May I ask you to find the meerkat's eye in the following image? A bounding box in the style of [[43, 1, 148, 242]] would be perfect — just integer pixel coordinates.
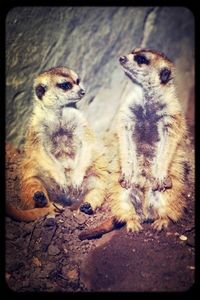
[[76, 78, 80, 85], [134, 54, 150, 65], [57, 82, 73, 90], [160, 68, 171, 84]]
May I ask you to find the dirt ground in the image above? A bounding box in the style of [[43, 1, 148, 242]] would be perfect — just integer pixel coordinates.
[[5, 129, 195, 293]]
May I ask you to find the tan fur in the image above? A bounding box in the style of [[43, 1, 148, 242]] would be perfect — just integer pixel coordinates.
[[7, 67, 107, 222], [105, 48, 188, 232]]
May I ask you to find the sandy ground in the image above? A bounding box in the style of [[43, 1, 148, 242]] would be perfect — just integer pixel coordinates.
[[5, 130, 195, 292]]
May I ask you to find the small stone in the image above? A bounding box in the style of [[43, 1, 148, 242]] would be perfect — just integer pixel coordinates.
[[64, 220, 73, 228], [63, 208, 72, 218], [63, 233, 70, 241], [46, 214, 56, 219], [179, 235, 188, 241], [166, 232, 173, 236], [44, 262, 57, 273], [5, 272, 11, 281], [67, 267, 79, 285], [23, 222, 34, 232], [32, 256, 42, 267], [22, 279, 30, 288], [48, 245, 61, 256], [63, 247, 69, 255], [6, 232, 16, 240], [75, 213, 87, 225]]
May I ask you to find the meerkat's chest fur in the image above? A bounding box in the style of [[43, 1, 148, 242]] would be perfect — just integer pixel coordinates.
[[34, 106, 83, 167], [44, 117, 80, 161], [129, 99, 166, 159]]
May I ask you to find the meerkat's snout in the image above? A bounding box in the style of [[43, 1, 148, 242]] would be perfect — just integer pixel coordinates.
[[119, 56, 128, 65], [78, 88, 85, 98]]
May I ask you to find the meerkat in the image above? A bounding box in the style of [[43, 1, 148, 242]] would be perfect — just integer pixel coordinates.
[[103, 48, 188, 232], [6, 66, 108, 222]]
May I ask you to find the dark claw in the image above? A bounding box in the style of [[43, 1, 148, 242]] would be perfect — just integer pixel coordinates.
[[33, 191, 48, 207], [152, 181, 159, 191], [152, 176, 172, 192], [119, 177, 131, 189], [163, 177, 172, 189], [80, 202, 93, 215]]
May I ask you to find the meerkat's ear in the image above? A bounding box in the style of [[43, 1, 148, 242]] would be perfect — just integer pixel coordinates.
[[160, 68, 171, 84], [35, 84, 46, 100]]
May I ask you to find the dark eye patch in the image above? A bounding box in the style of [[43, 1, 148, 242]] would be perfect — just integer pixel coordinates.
[[160, 68, 171, 84], [76, 78, 80, 85], [134, 54, 150, 65], [35, 84, 46, 100], [57, 81, 73, 90]]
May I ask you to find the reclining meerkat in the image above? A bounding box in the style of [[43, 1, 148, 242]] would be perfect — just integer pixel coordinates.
[[6, 67, 108, 222], [105, 48, 188, 232]]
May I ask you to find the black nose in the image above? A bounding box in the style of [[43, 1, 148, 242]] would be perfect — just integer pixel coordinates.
[[119, 56, 128, 64], [78, 89, 85, 97]]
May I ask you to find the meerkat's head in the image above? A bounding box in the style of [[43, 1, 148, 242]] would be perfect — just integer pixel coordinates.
[[119, 48, 174, 88], [33, 67, 85, 108]]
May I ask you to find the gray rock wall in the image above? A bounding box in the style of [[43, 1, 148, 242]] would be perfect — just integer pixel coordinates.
[[6, 7, 194, 147]]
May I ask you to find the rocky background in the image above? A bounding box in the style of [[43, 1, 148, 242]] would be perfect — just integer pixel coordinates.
[[6, 6, 194, 147]]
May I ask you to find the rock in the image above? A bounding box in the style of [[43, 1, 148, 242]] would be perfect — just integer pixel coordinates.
[[48, 245, 61, 256], [6, 7, 194, 147]]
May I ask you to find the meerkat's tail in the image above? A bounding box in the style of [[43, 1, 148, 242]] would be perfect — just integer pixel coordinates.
[[6, 202, 55, 222], [78, 217, 125, 240]]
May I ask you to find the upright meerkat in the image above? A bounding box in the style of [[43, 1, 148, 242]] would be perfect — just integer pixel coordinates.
[[105, 48, 188, 232], [7, 67, 107, 222]]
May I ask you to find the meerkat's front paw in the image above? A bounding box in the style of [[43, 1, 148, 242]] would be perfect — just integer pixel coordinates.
[[71, 172, 84, 196], [80, 202, 94, 215], [119, 173, 132, 189], [71, 171, 84, 188], [126, 219, 143, 232], [152, 176, 172, 192], [151, 218, 169, 231]]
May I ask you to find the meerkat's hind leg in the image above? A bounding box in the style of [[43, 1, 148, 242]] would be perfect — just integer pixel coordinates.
[[20, 177, 50, 209], [80, 158, 108, 215], [80, 181, 105, 215], [110, 183, 143, 233], [147, 186, 184, 231], [151, 217, 170, 231]]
